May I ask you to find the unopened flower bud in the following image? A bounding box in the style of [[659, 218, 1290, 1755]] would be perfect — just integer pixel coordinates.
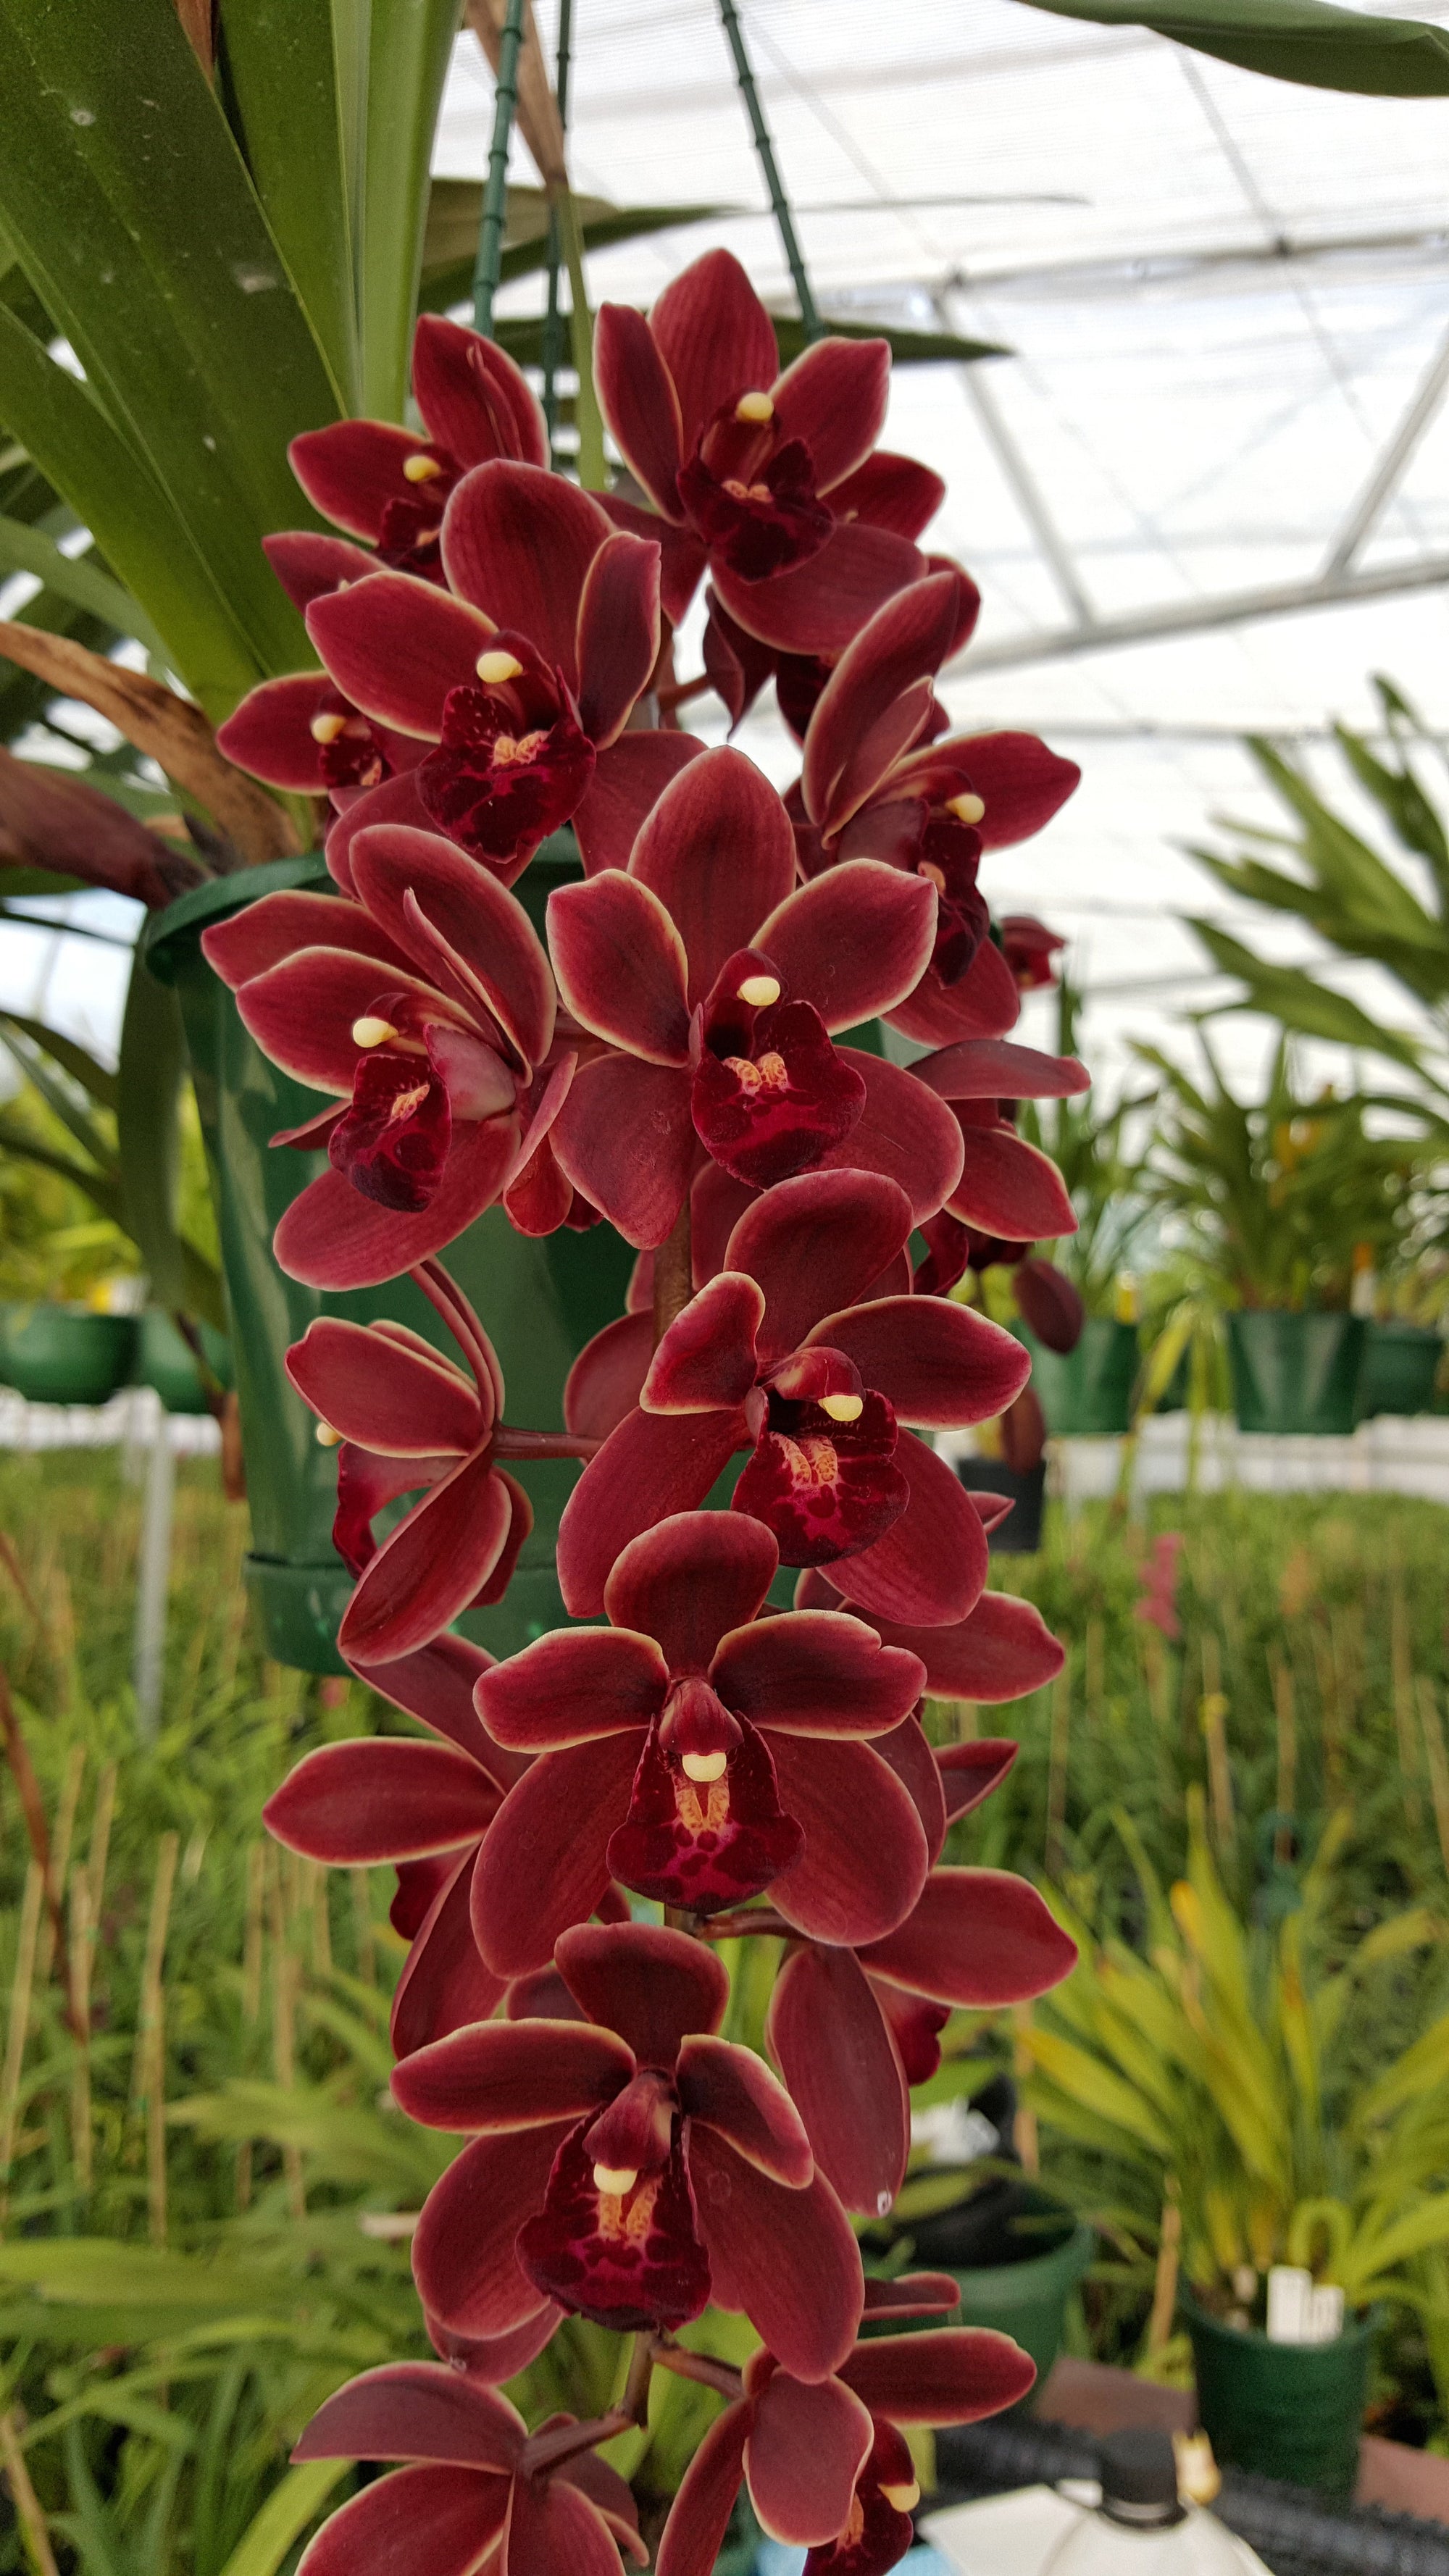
[[402, 452, 445, 483], [351, 1016, 398, 1049], [947, 791, 985, 824], [477, 649, 525, 685], [735, 390, 774, 424], [738, 972, 781, 1008]]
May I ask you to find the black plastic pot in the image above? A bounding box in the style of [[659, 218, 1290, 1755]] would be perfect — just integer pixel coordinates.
[[957, 1457, 1045, 1553]]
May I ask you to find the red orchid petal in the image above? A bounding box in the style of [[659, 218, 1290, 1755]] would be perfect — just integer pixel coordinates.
[[308, 572, 493, 735], [556, 1920, 729, 2060], [922, 1594, 1064, 1702], [965, 1488, 1016, 1534], [691, 2130, 863, 2382], [656, 2401, 751, 2576], [339, 1451, 513, 1664], [864, 2272, 961, 2318], [548, 1055, 695, 1248], [556, 2449, 644, 2550], [201, 888, 415, 992], [829, 450, 945, 540], [629, 745, 797, 1006], [768, 1734, 928, 1945], [753, 861, 937, 1032], [767, 1943, 908, 2219], [690, 1162, 758, 1288], [547, 873, 691, 1063], [877, 1712, 948, 1862], [938, 1738, 1022, 1820], [272, 1119, 518, 1290], [475, 1628, 668, 1751], [771, 335, 890, 494], [605, 1509, 777, 1673], [710, 1610, 922, 1737], [556, 1408, 748, 1618], [948, 1121, 1077, 1239], [325, 766, 433, 895], [811, 1051, 964, 1223], [594, 303, 688, 517], [642, 1274, 764, 1413], [504, 1123, 574, 1235], [425, 2301, 562, 2380], [747, 2370, 875, 2547], [802, 572, 964, 829], [215, 673, 355, 793], [262, 530, 380, 611], [913, 1037, 1090, 1101], [264, 1740, 498, 1865], [712, 522, 924, 659], [293, 2463, 507, 2576], [504, 2471, 625, 2576], [839, 2325, 1037, 2422], [287, 1315, 483, 1454], [412, 315, 548, 469], [888, 934, 1021, 1045], [809, 1295, 1030, 1428], [290, 419, 440, 543], [575, 532, 663, 748], [1013, 1255, 1085, 1354], [441, 461, 611, 687], [352, 1630, 510, 1770], [652, 250, 780, 451], [564, 1312, 653, 1441], [575, 729, 706, 874], [859, 1865, 1077, 2005], [392, 1852, 509, 2058], [676, 2035, 812, 2185], [888, 729, 1080, 852], [472, 1467, 532, 1610], [470, 1733, 646, 1976], [348, 823, 555, 1067], [724, 1170, 912, 1364], [412, 2125, 573, 2337], [293, 2359, 525, 2467], [830, 1431, 987, 1626], [392, 2016, 635, 2132]]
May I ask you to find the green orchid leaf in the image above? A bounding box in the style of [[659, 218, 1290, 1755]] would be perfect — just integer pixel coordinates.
[[1013, 0, 1449, 94], [0, 511, 168, 660], [356, 0, 461, 417], [1188, 920, 1429, 1072], [215, 2461, 354, 2576], [218, 0, 359, 408]]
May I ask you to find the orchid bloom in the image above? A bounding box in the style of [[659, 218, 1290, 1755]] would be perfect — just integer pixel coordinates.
[[594, 249, 945, 651], [1001, 912, 1069, 989], [906, 1036, 1088, 1249], [468, 1510, 928, 1977], [203, 825, 571, 1284], [557, 1168, 1030, 1626], [300, 461, 701, 879], [290, 2364, 646, 2576], [394, 1920, 865, 2383], [656, 2317, 1036, 2576], [288, 315, 550, 580], [790, 576, 1080, 1045], [544, 745, 961, 1245]]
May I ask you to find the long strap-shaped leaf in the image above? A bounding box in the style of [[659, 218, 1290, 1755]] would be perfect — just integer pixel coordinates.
[[1012, 0, 1449, 93]]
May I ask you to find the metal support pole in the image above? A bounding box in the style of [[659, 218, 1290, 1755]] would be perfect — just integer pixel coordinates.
[[132, 1395, 173, 1744], [542, 0, 574, 464], [472, 0, 527, 338], [715, 0, 821, 343], [1321, 323, 1449, 578]]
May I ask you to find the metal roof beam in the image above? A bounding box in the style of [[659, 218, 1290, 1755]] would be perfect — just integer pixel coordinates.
[[1321, 324, 1449, 578], [936, 292, 1095, 629]]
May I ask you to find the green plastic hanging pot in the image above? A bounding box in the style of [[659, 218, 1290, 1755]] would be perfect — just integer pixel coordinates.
[[141, 836, 632, 1674], [132, 1310, 234, 1415], [1184, 2293, 1374, 2501], [1227, 1310, 1366, 1436], [1021, 1318, 1138, 1436], [0, 1306, 136, 1405], [901, 2179, 1095, 2414], [1358, 1321, 1441, 1418]]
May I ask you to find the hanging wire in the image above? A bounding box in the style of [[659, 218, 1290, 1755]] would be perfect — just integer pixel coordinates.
[[542, 0, 575, 464], [472, 0, 527, 338], [715, 0, 822, 343]]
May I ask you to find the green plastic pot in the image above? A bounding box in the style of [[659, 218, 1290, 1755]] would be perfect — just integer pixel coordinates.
[[1184, 2293, 1374, 2501], [1227, 1309, 1367, 1437], [141, 837, 632, 1674], [0, 1306, 136, 1405], [903, 2179, 1095, 2412], [133, 1311, 233, 1415], [1021, 1318, 1138, 1437], [1358, 1321, 1442, 1418]]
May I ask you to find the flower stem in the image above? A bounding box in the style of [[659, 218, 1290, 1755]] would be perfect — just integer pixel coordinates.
[[624, 2328, 656, 2424], [650, 2335, 744, 2400], [519, 2409, 633, 2476], [491, 1426, 601, 1460], [694, 1907, 791, 1941], [653, 1200, 693, 1347]]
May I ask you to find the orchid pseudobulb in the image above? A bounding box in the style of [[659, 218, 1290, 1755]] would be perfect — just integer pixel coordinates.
[[220, 262, 1086, 2576]]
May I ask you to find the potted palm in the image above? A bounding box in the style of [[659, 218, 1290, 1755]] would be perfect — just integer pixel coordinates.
[[1023, 1798, 1449, 2499]]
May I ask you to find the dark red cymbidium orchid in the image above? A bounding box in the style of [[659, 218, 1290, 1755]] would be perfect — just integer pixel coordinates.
[[394, 1920, 865, 2380], [656, 2323, 1036, 2576], [264, 1631, 525, 2056], [544, 746, 957, 1245], [289, 314, 548, 580], [558, 1169, 1030, 1626], [788, 577, 1080, 1043], [289, 2364, 646, 2576], [906, 1036, 1089, 1248], [795, 1566, 1065, 1708], [469, 1510, 927, 1975], [215, 666, 427, 802], [593, 249, 943, 651], [203, 824, 572, 1284], [297, 461, 701, 879], [1001, 913, 1068, 990]]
